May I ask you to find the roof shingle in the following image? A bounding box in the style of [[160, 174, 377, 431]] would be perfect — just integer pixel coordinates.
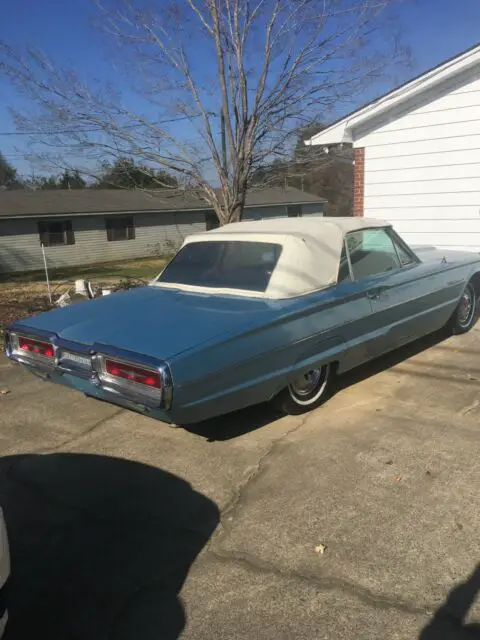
[[0, 186, 326, 219]]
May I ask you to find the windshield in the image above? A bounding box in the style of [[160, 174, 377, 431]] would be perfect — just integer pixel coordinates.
[[157, 240, 283, 293]]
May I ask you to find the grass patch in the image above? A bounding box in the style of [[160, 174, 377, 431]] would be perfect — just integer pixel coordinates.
[[0, 256, 168, 284], [0, 256, 168, 332]]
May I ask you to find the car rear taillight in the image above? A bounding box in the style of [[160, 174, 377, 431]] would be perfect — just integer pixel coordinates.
[[105, 359, 161, 389], [93, 354, 172, 409], [18, 336, 54, 358]]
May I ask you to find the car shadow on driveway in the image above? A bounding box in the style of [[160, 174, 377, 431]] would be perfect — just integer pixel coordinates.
[[184, 403, 284, 442], [186, 329, 450, 442], [335, 327, 451, 394], [419, 565, 480, 639], [0, 453, 219, 640]]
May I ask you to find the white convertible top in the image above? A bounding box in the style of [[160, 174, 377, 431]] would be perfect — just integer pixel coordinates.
[[172, 216, 389, 299]]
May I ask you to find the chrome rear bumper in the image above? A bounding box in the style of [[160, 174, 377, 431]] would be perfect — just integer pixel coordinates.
[[4, 330, 173, 411]]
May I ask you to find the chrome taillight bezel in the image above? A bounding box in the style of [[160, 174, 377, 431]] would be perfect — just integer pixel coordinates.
[[92, 353, 173, 410], [4, 331, 56, 371]]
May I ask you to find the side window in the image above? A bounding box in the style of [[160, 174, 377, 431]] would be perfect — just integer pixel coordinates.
[[394, 242, 415, 267], [346, 228, 400, 280], [389, 230, 417, 267], [338, 243, 352, 283]]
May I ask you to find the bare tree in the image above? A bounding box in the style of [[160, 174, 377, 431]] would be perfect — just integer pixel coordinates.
[[0, 0, 409, 224]]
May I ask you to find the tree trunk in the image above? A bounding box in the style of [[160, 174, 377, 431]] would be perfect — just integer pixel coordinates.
[[221, 200, 244, 225]]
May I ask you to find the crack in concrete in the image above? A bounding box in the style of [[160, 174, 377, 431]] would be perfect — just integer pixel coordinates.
[[209, 547, 434, 618], [31, 408, 125, 454], [460, 399, 480, 416], [213, 413, 311, 543], [206, 407, 440, 621]]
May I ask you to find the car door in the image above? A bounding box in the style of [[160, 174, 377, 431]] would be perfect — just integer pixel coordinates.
[[343, 227, 430, 359], [376, 230, 452, 344]]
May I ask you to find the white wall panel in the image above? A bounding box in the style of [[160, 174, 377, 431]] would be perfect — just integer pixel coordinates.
[[364, 120, 480, 146], [367, 149, 480, 171], [366, 134, 480, 159], [374, 208, 480, 221], [366, 177, 480, 197], [365, 163, 480, 183], [365, 192, 480, 209]]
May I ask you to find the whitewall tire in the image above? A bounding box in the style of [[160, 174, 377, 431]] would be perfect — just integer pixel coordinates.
[[450, 282, 478, 335], [275, 363, 332, 415]]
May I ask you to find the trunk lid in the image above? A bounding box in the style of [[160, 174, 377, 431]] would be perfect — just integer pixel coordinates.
[[13, 286, 277, 360]]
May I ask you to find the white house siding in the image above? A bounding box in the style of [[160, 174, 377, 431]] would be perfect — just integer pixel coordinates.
[[355, 67, 480, 252], [0, 212, 206, 274]]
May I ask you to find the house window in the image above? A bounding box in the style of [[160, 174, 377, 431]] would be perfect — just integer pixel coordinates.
[[38, 220, 75, 247], [287, 205, 302, 217], [205, 212, 219, 231], [105, 216, 135, 241]]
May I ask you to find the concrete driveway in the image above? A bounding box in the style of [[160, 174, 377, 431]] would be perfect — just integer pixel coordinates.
[[1, 326, 480, 639]]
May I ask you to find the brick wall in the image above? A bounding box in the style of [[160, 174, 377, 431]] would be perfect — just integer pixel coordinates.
[[353, 147, 365, 217]]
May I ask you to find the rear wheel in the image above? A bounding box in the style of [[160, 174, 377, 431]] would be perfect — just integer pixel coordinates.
[[274, 363, 332, 415], [449, 281, 477, 334]]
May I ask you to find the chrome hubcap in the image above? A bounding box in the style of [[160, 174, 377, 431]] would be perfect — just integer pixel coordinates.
[[290, 369, 323, 397], [458, 287, 474, 326]]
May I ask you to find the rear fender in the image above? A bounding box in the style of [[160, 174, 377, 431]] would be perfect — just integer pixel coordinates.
[[286, 334, 346, 384], [469, 269, 480, 299]]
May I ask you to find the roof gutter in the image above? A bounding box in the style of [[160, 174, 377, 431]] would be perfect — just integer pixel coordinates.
[[0, 199, 326, 221]]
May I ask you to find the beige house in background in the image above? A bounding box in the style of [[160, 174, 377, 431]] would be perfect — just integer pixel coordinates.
[[0, 187, 326, 273]]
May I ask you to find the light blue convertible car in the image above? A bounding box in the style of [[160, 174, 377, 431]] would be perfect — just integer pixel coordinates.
[[5, 217, 480, 424]]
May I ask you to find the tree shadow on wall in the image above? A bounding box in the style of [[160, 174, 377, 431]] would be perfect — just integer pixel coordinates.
[[0, 453, 219, 639]]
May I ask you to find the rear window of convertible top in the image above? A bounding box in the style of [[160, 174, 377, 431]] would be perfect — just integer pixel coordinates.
[[158, 240, 283, 293]]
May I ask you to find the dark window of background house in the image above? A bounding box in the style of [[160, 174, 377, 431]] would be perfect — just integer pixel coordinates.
[[287, 205, 302, 217], [105, 216, 135, 241], [38, 220, 75, 247], [205, 212, 220, 231]]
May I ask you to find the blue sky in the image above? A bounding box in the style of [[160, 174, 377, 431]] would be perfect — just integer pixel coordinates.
[[0, 0, 479, 177]]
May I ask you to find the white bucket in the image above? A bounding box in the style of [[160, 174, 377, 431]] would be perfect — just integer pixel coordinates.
[[75, 279, 87, 295]]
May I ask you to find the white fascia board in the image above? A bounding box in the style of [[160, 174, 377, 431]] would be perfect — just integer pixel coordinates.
[[305, 121, 352, 146], [306, 44, 480, 147]]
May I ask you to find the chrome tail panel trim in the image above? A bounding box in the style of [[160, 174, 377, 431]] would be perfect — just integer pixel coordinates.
[[4, 329, 173, 411]]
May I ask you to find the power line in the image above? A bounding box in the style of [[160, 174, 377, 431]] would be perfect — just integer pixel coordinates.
[[0, 114, 207, 137]]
